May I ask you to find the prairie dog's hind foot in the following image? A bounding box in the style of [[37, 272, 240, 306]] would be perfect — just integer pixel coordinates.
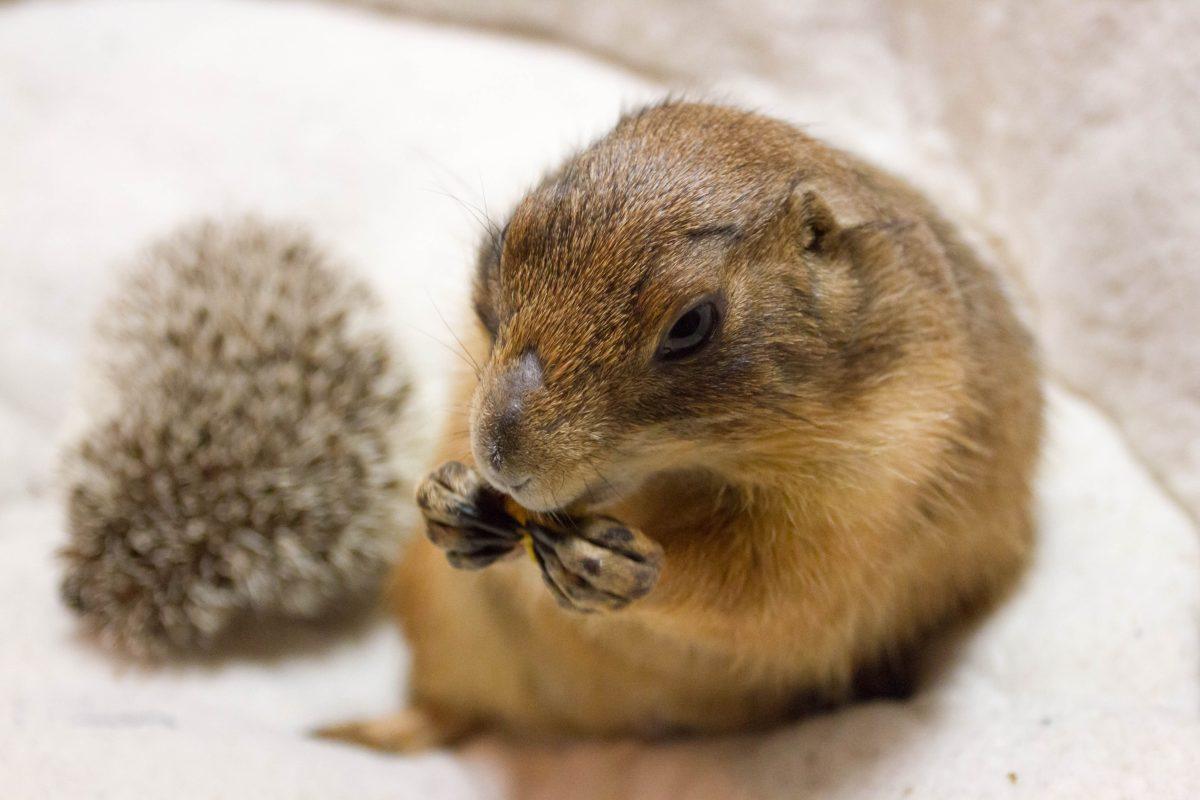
[[313, 706, 476, 753]]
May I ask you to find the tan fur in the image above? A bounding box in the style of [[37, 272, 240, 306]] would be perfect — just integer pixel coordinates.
[[331, 102, 1042, 748]]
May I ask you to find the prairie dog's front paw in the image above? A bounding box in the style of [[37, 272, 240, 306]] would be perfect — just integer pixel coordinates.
[[530, 517, 663, 613], [415, 461, 664, 607], [416, 461, 521, 569]]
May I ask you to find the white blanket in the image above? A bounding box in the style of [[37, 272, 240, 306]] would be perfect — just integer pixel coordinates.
[[1, 2, 1197, 797]]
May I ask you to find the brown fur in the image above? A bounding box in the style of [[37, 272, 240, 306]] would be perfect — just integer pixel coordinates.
[[324, 102, 1042, 748]]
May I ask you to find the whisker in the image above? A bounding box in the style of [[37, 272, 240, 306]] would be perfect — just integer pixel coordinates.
[[548, 475, 571, 525], [583, 453, 618, 499], [393, 319, 480, 380], [419, 185, 500, 249], [422, 289, 482, 380], [476, 176, 505, 268]]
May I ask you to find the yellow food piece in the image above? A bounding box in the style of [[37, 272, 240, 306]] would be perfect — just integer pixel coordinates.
[[502, 497, 538, 563], [503, 497, 528, 526]]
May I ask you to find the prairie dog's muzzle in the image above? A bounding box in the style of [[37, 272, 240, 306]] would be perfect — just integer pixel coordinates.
[[472, 348, 544, 495]]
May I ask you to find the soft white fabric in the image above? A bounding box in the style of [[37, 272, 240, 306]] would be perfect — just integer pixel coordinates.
[[0, 1, 1196, 798]]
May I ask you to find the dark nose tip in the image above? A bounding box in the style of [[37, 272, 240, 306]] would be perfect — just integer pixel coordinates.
[[485, 348, 543, 482], [489, 406, 522, 471]]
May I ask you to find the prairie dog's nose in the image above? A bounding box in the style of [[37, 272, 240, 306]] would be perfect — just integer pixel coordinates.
[[480, 348, 543, 488]]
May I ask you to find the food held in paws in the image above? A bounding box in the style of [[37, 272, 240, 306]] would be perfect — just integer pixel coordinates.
[[416, 461, 663, 612]]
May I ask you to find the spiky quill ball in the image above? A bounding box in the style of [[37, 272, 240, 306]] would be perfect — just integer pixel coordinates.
[[59, 219, 415, 657]]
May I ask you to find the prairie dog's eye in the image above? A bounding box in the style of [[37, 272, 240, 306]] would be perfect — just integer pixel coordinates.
[[657, 299, 719, 361]]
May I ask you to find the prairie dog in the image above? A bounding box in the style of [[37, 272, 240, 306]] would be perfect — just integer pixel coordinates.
[[323, 101, 1042, 749]]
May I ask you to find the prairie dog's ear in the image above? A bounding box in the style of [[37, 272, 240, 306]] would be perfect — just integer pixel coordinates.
[[783, 189, 841, 255]]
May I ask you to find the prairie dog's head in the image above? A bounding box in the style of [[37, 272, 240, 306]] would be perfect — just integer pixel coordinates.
[[469, 102, 958, 511]]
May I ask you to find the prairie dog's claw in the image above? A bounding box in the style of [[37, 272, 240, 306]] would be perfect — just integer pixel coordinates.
[[416, 462, 521, 570], [417, 462, 494, 527]]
